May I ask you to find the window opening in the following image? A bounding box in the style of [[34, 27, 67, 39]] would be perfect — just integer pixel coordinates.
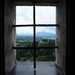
[[13, 5, 58, 69]]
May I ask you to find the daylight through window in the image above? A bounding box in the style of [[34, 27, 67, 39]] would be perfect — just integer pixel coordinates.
[[13, 6, 58, 67]]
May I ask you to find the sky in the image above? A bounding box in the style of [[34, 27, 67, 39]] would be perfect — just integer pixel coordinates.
[[16, 6, 56, 34]]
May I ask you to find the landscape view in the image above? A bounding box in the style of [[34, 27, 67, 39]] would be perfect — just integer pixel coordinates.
[[16, 31, 56, 61], [16, 6, 56, 61]]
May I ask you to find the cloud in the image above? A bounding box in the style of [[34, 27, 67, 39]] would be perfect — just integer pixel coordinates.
[[36, 27, 56, 34], [16, 15, 33, 24], [16, 6, 33, 25], [16, 6, 56, 34], [16, 27, 56, 34], [16, 27, 33, 34], [35, 6, 56, 24]]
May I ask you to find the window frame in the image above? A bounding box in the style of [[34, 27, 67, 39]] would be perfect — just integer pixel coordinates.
[[13, 4, 58, 68]]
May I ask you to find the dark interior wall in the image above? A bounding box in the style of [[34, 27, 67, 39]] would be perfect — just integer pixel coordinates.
[[56, 0, 66, 74], [0, 0, 70, 75], [15, 0, 59, 2], [4, 0, 16, 74], [67, 1, 72, 74], [15, 0, 59, 6], [0, 0, 5, 75]]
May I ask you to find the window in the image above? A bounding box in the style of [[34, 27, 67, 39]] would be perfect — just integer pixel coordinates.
[[16, 6, 33, 25], [35, 6, 56, 24], [13, 5, 58, 68]]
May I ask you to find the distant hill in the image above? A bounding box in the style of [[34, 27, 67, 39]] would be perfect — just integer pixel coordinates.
[[16, 31, 56, 39], [36, 31, 56, 37]]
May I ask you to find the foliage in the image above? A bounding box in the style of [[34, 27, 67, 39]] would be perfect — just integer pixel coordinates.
[[16, 38, 56, 61]]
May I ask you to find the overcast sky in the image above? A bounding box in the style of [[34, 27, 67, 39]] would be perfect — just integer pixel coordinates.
[[16, 6, 56, 34]]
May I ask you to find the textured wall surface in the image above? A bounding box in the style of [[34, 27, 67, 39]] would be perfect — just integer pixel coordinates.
[[56, 0, 66, 74], [4, 0, 67, 74], [4, 0, 16, 74]]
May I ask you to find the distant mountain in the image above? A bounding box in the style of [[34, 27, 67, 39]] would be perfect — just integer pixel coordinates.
[[16, 33, 33, 36], [36, 31, 56, 37], [16, 33, 33, 39], [16, 31, 56, 39]]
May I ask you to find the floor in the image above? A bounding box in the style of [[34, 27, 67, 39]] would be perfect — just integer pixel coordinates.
[[9, 61, 62, 75]]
